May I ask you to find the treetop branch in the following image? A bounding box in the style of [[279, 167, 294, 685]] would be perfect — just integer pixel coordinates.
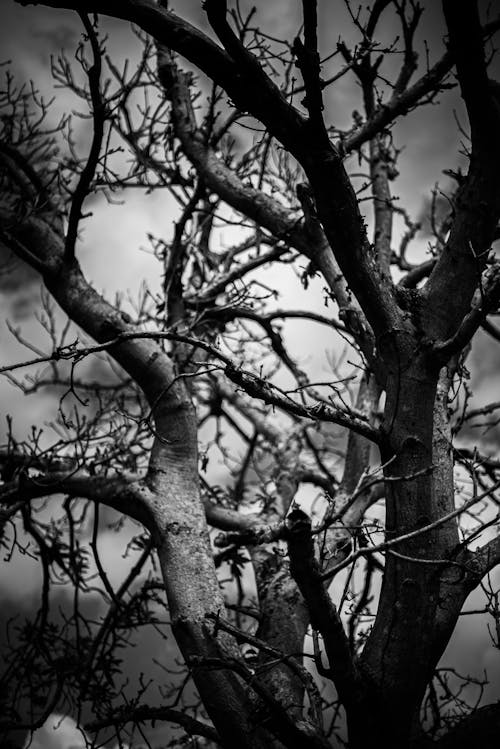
[[17, 0, 397, 340], [64, 12, 105, 261], [293, 0, 327, 135], [203, 0, 306, 144]]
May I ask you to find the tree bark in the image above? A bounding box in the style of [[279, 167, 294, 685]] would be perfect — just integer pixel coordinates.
[[356, 350, 468, 745]]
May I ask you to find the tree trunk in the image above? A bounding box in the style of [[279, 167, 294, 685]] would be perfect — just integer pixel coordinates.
[[356, 352, 463, 746], [43, 259, 277, 748], [145, 395, 278, 748]]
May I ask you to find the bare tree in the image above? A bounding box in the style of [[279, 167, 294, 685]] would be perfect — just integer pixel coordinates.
[[1, 1, 500, 747]]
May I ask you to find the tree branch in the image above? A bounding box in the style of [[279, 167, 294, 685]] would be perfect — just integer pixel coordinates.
[[18, 0, 398, 342], [470, 535, 500, 579], [443, 0, 499, 155], [422, 2, 500, 344], [186, 653, 330, 749], [322, 477, 500, 581], [293, 1, 326, 133], [156, 47, 304, 250], [432, 262, 500, 360], [286, 509, 364, 709], [87, 704, 220, 742], [341, 11, 500, 155], [0, 470, 154, 528], [0, 329, 380, 442], [64, 13, 105, 261], [156, 46, 378, 371], [203, 0, 306, 145], [341, 50, 453, 154]]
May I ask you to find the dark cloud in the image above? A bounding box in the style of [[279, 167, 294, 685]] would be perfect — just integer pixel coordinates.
[[2, 3, 79, 72], [32, 23, 79, 52], [0, 246, 42, 320], [0, 247, 39, 292], [2, 1, 138, 77]]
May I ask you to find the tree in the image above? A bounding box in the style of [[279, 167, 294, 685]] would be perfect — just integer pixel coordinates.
[[1, 0, 500, 746]]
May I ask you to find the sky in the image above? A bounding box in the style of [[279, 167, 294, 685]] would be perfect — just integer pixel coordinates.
[[1, 1, 500, 747]]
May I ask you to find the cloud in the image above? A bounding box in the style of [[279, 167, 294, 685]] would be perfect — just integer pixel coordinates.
[[26, 715, 88, 749], [2, 4, 80, 76], [457, 329, 500, 449], [0, 246, 41, 321], [32, 24, 79, 53]]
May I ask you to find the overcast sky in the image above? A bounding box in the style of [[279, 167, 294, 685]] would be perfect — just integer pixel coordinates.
[[1, 2, 500, 747]]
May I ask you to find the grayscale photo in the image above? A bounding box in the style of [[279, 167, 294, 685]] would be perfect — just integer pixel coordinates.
[[0, 1, 499, 747]]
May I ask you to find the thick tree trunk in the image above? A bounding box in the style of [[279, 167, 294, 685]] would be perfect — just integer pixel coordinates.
[[41, 258, 278, 748], [356, 355, 463, 746], [148, 420, 259, 747]]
